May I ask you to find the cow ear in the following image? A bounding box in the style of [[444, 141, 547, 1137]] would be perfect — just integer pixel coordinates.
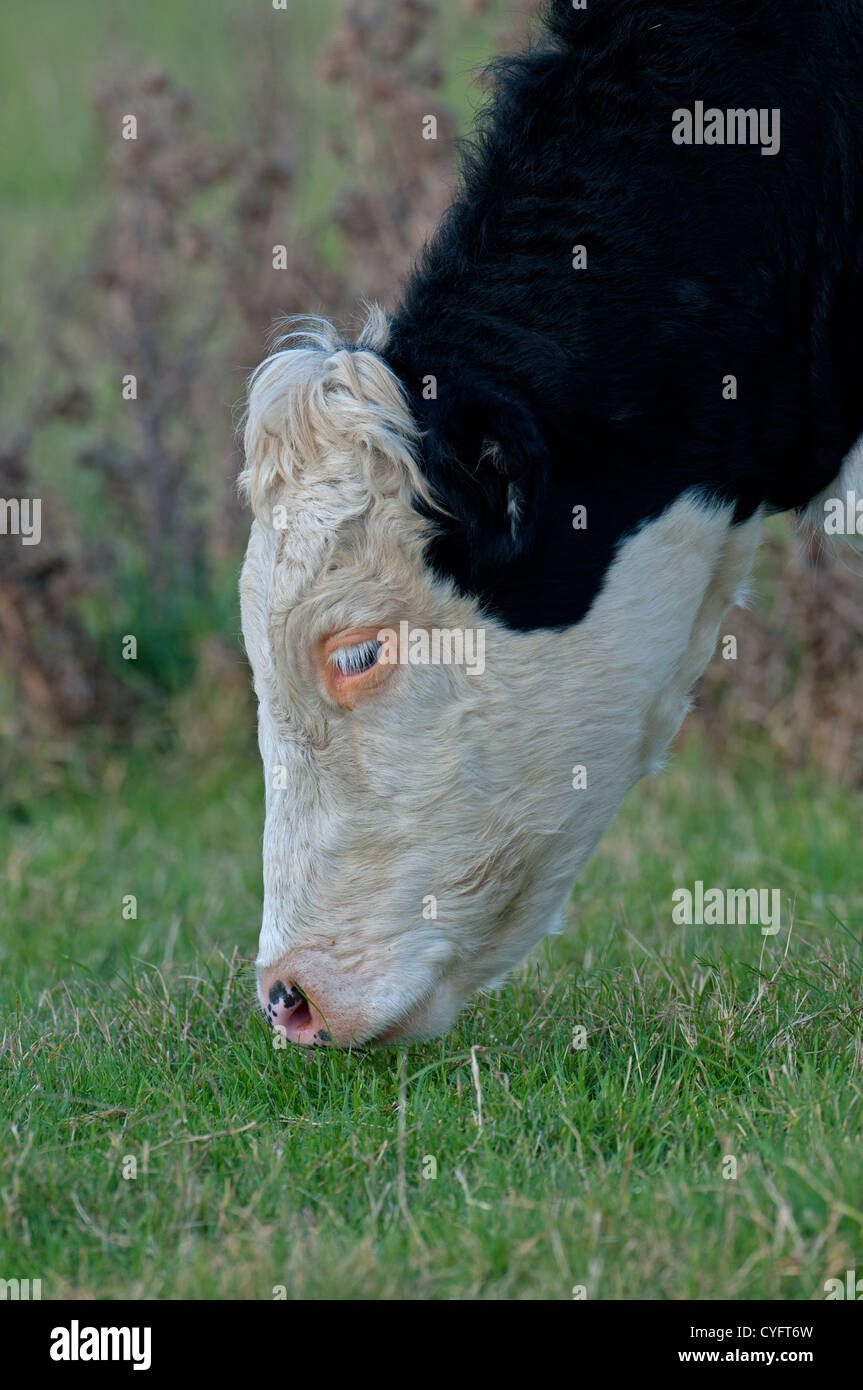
[[417, 374, 548, 576]]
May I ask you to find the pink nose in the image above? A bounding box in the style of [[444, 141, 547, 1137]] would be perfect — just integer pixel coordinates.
[[261, 978, 330, 1046]]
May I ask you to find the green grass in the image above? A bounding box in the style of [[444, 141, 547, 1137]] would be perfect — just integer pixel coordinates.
[[1, 0, 861, 1303], [2, 724, 861, 1299]]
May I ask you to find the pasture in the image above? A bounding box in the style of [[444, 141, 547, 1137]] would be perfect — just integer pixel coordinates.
[[1, 0, 861, 1302], [2, 725, 861, 1298]]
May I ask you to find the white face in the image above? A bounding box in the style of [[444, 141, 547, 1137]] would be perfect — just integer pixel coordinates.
[[239, 330, 761, 1046], [241, 514, 579, 1044]]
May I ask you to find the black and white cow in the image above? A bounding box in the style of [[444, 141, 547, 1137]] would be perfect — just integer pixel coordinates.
[[240, 0, 863, 1045]]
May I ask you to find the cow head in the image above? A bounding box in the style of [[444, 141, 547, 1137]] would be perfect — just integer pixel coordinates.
[[239, 311, 761, 1045]]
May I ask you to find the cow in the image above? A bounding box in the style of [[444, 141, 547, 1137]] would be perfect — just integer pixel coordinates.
[[239, 0, 863, 1046]]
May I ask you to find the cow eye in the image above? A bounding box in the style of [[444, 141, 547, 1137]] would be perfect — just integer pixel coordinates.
[[318, 629, 395, 708], [329, 638, 382, 678]]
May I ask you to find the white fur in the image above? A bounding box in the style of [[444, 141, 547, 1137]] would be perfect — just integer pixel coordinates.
[[240, 316, 763, 1043]]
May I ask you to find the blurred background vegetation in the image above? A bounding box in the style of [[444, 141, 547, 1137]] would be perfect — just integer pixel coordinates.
[[1, 0, 861, 791], [0, 0, 859, 867], [0, 0, 526, 761]]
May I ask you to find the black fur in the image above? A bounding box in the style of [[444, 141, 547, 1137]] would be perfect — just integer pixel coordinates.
[[384, 0, 863, 629]]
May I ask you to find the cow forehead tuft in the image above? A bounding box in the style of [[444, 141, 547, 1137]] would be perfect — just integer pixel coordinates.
[[238, 313, 435, 534]]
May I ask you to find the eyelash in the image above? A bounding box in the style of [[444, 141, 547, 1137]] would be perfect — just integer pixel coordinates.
[[329, 638, 382, 677]]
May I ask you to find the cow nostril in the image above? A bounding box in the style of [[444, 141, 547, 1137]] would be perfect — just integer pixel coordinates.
[[259, 974, 329, 1046], [288, 998, 312, 1032], [264, 978, 313, 1034], [269, 979, 302, 1009]]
